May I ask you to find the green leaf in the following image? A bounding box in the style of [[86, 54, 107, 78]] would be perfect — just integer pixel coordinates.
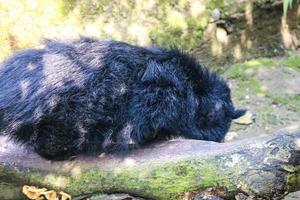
[[283, 0, 294, 16]]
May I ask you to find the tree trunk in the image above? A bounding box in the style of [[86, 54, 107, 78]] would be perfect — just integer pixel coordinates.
[[0, 126, 300, 200]]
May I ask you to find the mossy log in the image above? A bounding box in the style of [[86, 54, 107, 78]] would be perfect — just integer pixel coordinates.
[[1, 126, 300, 200]]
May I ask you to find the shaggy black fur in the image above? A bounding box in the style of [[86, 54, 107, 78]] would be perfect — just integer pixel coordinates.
[[0, 37, 245, 160]]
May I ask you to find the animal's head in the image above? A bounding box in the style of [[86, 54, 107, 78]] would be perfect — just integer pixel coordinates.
[[195, 76, 246, 132], [169, 50, 246, 141], [140, 48, 245, 142]]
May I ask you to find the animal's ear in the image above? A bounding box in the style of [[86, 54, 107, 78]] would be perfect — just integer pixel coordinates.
[[232, 109, 247, 119], [141, 60, 175, 87]]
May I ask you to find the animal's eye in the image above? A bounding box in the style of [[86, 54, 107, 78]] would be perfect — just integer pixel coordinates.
[[207, 112, 216, 122]]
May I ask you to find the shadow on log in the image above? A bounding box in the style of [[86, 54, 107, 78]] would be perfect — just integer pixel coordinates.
[[0, 126, 300, 200]]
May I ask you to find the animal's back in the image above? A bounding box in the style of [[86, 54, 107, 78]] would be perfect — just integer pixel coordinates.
[[0, 49, 45, 133], [0, 38, 114, 134], [0, 38, 154, 140]]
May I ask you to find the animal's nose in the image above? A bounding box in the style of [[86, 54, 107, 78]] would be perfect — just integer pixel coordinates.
[[207, 112, 215, 122]]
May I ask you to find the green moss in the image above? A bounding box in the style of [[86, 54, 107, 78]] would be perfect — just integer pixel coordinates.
[[287, 166, 300, 192], [267, 95, 300, 112], [207, 0, 225, 9], [223, 64, 245, 79], [243, 58, 276, 68], [224, 54, 300, 80], [62, 159, 239, 199], [0, 183, 24, 200], [223, 57, 277, 79], [145, 161, 218, 196], [280, 54, 300, 70]]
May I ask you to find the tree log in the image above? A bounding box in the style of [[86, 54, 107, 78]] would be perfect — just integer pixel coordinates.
[[0, 126, 300, 200]]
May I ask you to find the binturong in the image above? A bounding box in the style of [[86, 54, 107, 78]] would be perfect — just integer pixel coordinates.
[[0, 37, 246, 160]]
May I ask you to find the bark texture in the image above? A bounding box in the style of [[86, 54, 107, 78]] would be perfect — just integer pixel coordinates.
[[0, 126, 300, 200]]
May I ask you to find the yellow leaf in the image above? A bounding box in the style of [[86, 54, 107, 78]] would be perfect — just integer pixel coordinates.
[[23, 185, 72, 200], [233, 111, 253, 125], [60, 191, 72, 200], [41, 190, 57, 200], [22, 185, 47, 200]]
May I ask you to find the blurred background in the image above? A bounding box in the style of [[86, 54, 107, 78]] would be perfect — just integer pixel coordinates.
[[0, 0, 298, 67], [0, 0, 299, 198]]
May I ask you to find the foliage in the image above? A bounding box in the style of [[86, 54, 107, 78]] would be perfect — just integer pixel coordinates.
[[0, 0, 217, 60], [283, 0, 294, 16], [0, 0, 298, 66]]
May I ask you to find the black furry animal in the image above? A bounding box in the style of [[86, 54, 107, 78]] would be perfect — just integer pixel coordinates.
[[0, 37, 245, 160]]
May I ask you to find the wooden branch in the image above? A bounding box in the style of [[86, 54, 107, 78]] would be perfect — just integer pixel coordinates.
[[1, 126, 300, 200]]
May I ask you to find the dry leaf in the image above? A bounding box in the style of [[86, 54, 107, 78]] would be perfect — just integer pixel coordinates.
[[41, 190, 57, 200], [233, 111, 253, 125], [60, 191, 72, 200], [23, 185, 72, 200], [22, 185, 47, 199]]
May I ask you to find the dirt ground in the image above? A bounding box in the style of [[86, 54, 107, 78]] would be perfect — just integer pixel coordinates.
[[225, 52, 300, 141], [222, 52, 300, 199]]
